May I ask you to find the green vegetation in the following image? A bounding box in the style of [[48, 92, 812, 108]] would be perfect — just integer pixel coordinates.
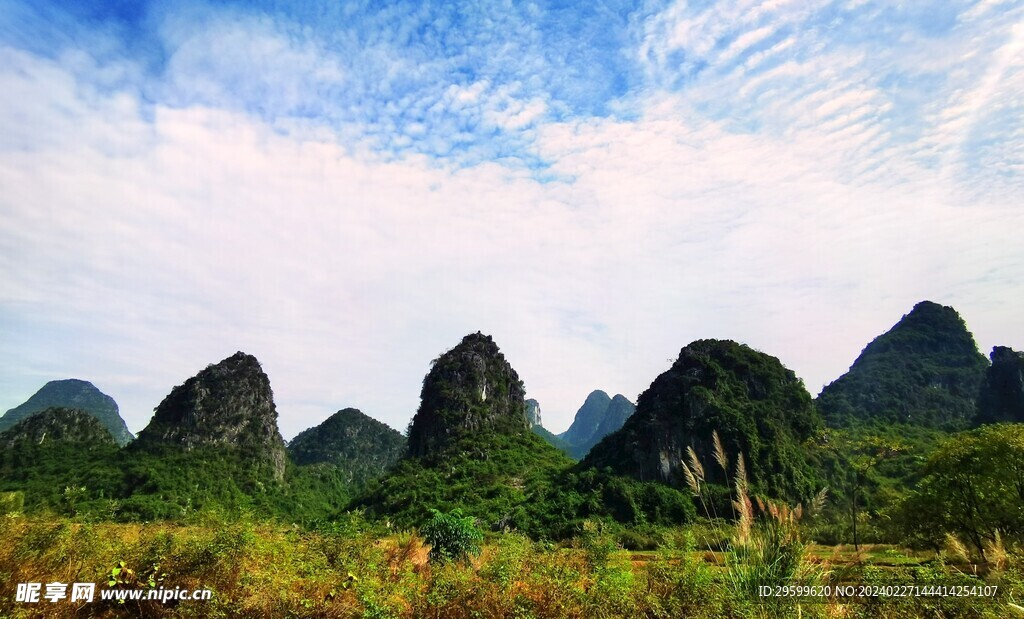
[[354, 430, 574, 533], [0, 379, 134, 445], [531, 424, 574, 456], [354, 428, 697, 540], [586, 339, 823, 504], [420, 509, 484, 563], [0, 410, 121, 515], [817, 301, 989, 429], [1, 513, 1016, 618], [3, 316, 1024, 616], [893, 424, 1024, 554], [288, 408, 405, 486], [976, 346, 1024, 425]]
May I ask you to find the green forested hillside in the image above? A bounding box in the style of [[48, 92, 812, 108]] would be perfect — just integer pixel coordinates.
[[586, 339, 823, 504], [817, 301, 989, 429], [0, 379, 134, 445], [288, 407, 405, 485]]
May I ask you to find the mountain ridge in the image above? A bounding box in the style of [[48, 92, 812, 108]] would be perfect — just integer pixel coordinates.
[[0, 379, 134, 446]]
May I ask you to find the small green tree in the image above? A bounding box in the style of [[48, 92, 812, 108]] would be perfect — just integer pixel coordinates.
[[421, 508, 483, 564], [824, 430, 906, 550], [896, 424, 1024, 555]]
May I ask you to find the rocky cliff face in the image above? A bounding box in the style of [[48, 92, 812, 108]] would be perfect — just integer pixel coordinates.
[[0, 379, 133, 446], [816, 301, 989, 428], [584, 339, 821, 501], [288, 408, 405, 484], [406, 332, 528, 458], [1, 407, 117, 449], [559, 390, 635, 459], [134, 352, 287, 480], [976, 346, 1024, 424], [525, 399, 543, 428]]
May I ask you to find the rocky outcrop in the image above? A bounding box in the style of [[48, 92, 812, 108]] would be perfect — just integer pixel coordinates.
[[1, 407, 117, 449], [406, 333, 528, 458], [584, 339, 821, 501], [0, 379, 133, 445], [134, 352, 287, 480], [355, 333, 574, 530], [976, 346, 1024, 425], [525, 399, 543, 428], [524, 398, 574, 455], [816, 301, 989, 429], [288, 408, 405, 484]]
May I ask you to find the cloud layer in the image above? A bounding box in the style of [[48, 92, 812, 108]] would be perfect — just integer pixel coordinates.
[[1, 0, 1022, 437]]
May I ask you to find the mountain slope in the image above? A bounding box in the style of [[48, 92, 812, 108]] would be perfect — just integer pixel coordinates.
[[288, 408, 405, 485], [584, 339, 822, 502], [0, 379, 133, 446], [0, 407, 117, 449], [976, 346, 1024, 425], [407, 332, 529, 457], [559, 390, 612, 447], [817, 301, 989, 429], [559, 390, 636, 459], [0, 407, 120, 513], [356, 332, 575, 530], [132, 351, 288, 480]]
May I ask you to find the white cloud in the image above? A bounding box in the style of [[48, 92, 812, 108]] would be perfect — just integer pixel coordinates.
[[1, 0, 1022, 439]]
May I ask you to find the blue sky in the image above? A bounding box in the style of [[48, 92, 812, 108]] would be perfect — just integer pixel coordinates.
[[1, 0, 1022, 438]]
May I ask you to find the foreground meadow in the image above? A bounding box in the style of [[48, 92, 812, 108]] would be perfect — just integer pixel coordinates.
[[1, 512, 1019, 619]]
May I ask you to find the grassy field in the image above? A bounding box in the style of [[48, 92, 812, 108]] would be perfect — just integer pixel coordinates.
[[1, 513, 1020, 619]]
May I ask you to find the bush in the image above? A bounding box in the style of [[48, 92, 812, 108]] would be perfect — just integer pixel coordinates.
[[0, 491, 24, 515], [421, 509, 483, 564]]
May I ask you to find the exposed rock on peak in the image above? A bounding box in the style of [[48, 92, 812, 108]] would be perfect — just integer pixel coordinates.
[[0, 379, 133, 446], [585, 339, 821, 501], [525, 399, 543, 428], [976, 346, 1024, 425], [816, 301, 989, 428], [407, 332, 527, 458], [1, 407, 117, 449], [134, 352, 287, 480]]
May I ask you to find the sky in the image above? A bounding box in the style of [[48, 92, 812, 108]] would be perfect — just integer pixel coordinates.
[[0, 0, 1021, 440]]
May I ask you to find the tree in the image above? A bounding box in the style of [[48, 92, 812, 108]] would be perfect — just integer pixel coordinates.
[[821, 429, 906, 550], [895, 424, 1024, 555], [421, 509, 484, 564]]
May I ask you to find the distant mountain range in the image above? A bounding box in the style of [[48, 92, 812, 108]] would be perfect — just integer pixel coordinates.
[[0, 300, 1020, 536], [555, 390, 635, 459]]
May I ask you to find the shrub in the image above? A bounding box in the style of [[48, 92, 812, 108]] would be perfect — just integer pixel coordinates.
[[421, 508, 483, 564], [0, 491, 23, 514]]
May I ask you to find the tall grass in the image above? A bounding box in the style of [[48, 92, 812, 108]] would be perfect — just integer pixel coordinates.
[[683, 431, 827, 615], [0, 489, 1015, 618]]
